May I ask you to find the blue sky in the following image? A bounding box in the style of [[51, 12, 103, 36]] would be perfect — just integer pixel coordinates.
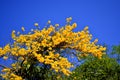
[[0, 0, 120, 73], [0, 0, 120, 46]]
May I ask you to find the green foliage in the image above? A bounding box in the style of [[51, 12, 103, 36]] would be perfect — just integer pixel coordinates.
[[112, 44, 120, 61], [16, 62, 59, 80], [68, 55, 120, 80], [112, 44, 120, 54]]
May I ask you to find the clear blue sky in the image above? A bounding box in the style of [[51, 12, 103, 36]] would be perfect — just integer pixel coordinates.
[[0, 0, 120, 46], [0, 0, 120, 72]]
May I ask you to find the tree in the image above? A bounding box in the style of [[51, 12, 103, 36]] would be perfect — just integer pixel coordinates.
[[0, 17, 106, 80], [69, 54, 120, 80], [111, 44, 120, 62]]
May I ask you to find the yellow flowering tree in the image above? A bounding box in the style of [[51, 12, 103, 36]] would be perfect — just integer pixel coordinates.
[[0, 17, 106, 80]]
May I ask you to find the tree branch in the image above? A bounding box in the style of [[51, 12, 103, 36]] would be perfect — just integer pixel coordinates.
[[0, 64, 8, 68]]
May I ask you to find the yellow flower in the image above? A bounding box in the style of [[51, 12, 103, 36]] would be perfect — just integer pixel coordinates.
[[94, 39, 98, 44], [84, 26, 89, 31], [3, 44, 10, 53], [3, 56, 8, 60], [18, 48, 27, 56], [55, 24, 59, 27], [38, 57, 44, 63], [18, 57, 24, 61], [10, 73, 23, 80], [21, 27, 25, 31], [11, 30, 16, 39], [48, 47, 52, 50], [47, 20, 51, 24], [72, 23, 77, 28], [34, 23, 39, 27], [54, 53, 60, 58], [2, 68, 10, 72], [66, 17, 72, 22]]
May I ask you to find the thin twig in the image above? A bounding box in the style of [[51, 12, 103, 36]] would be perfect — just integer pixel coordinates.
[[0, 64, 7, 68]]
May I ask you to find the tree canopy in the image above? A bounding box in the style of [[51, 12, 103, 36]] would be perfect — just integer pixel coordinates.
[[0, 17, 106, 80]]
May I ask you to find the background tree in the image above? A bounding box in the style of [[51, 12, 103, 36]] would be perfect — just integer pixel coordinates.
[[111, 44, 120, 62], [68, 54, 120, 80]]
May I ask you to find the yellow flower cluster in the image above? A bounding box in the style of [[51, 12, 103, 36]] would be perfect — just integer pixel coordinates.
[[0, 44, 10, 57], [1, 68, 23, 80], [0, 17, 106, 79], [45, 51, 71, 76]]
